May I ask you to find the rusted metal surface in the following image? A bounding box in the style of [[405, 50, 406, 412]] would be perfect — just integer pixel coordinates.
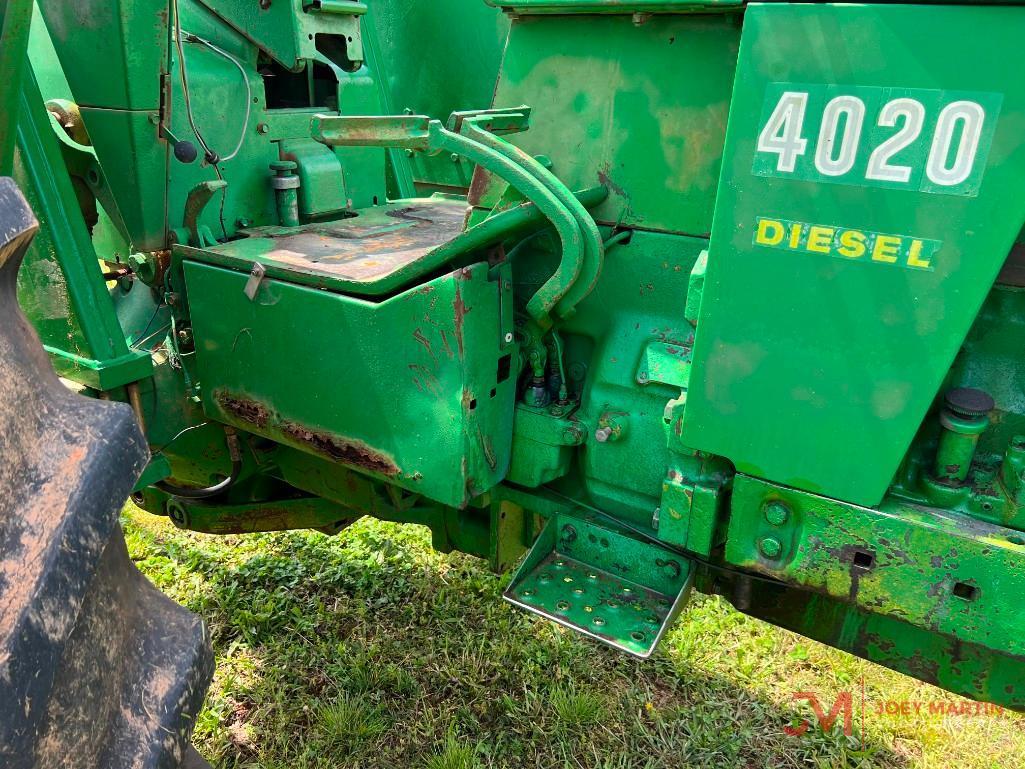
[[282, 422, 400, 476], [217, 391, 271, 428], [225, 200, 466, 284], [215, 389, 400, 477], [150, 493, 358, 535], [0, 178, 212, 768]]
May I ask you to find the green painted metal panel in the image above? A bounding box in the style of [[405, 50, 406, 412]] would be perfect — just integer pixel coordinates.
[[183, 259, 516, 509], [14, 66, 151, 390], [36, 0, 167, 111], [479, 12, 740, 236], [683, 3, 1025, 506], [726, 474, 1025, 707], [488, 0, 741, 11], [0, 0, 32, 174], [367, 0, 508, 192], [197, 0, 364, 71]]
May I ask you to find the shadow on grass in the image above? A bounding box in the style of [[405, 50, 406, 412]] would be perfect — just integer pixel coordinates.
[[126, 512, 910, 769]]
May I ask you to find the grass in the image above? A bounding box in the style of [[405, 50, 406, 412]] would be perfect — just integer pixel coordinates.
[[122, 506, 1025, 769]]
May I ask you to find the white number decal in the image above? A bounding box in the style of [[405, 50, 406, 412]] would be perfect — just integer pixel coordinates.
[[755, 88, 992, 193], [815, 95, 866, 177], [866, 98, 925, 183], [756, 91, 808, 173], [927, 100, 986, 187]]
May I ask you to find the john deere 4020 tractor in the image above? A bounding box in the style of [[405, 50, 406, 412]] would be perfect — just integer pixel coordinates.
[[3, 0, 1025, 765]]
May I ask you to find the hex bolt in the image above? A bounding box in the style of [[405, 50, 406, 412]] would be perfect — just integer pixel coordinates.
[[758, 537, 783, 559], [166, 500, 189, 527], [763, 500, 790, 526], [595, 426, 613, 443]]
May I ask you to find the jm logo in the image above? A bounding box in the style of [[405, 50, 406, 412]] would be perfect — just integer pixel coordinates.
[[784, 691, 855, 737]]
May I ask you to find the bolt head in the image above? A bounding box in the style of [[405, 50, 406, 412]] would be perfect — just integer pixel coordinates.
[[504, 332, 514, 344], [758, 537, 783, 559], [595, 426, 612, 443], [763, 500, 790, 526]]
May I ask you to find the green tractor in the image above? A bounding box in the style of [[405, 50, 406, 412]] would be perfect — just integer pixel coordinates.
[[3, 0, 1025, 765]]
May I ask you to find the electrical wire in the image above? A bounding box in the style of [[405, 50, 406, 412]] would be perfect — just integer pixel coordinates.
[[180, 31, 252, 163], [172, 0, 251, 239], [172, 0, 215, 163], [130, 303, 162, 347], [150, 421, 212, 457], [130, 323, 171, 350]]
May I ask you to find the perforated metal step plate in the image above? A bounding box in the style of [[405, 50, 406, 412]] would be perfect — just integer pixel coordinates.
[[504, 513, 693, 657]]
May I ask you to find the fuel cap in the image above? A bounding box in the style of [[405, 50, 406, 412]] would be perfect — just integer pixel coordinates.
[[944, 387, 995, 418]]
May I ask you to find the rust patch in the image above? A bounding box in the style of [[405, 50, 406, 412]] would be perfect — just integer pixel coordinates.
[[466, 165, 492, 208], [597, 162, 628, 198], [216, 391, 270, 428], [282, 421, 399, 476], [452, 278, 471, 357], [412, 328, 435, 361], [225, 200, 466, 286], [408, 363, 442, 397], [214, 391, 398, 476]]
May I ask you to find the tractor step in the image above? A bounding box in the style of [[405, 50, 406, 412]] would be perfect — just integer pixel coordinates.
[[504, 513, 693, 657]]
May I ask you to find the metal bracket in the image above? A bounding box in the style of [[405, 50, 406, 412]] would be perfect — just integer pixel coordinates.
[[244, 262, 266, 300]]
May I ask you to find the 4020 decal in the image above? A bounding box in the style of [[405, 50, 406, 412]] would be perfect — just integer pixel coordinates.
[[752, 84, 1003, 197]]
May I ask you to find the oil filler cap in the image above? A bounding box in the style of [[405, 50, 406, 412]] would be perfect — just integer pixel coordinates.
[[944, 387, 995, 418]]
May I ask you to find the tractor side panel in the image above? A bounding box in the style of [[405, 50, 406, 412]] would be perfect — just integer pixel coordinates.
[[683, 3, 1025, 506]]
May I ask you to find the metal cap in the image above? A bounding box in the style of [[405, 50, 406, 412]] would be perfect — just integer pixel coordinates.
[[944, 387, 995, 418]]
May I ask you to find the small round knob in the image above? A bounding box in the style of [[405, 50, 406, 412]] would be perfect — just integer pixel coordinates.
[[173, 140, 198, 164]]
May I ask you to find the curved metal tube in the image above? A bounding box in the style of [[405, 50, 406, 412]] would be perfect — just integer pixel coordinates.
[[156, 426, 241, 499], [431, 126, 586, 330], [311, 114, 590, 330], [459, 117, 605, 319]]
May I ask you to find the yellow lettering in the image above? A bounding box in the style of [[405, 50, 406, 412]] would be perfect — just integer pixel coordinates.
[[807, 226, 835, 254], [906, 240, 932, 269], [837, 229, 867, 259], [872, 235, 901, 264], [789, 223, 803, 249], [755, 218, 785, 246], [751, 215, 937, 272]]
